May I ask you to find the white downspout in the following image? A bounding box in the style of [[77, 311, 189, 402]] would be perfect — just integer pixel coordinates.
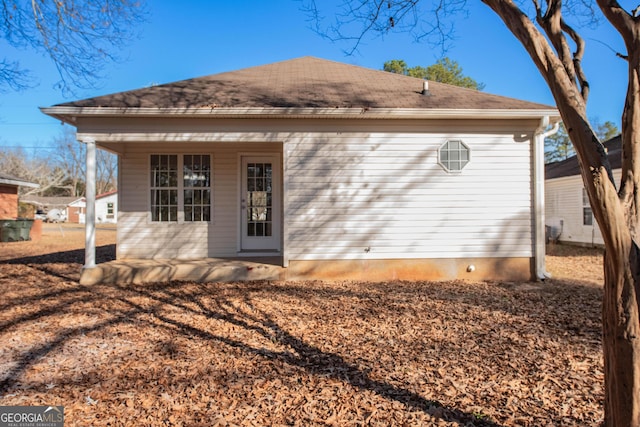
[[534, 117, 560, 280], [83, 138, 97, 269]]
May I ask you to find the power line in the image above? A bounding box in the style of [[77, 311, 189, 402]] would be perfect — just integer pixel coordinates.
[[0, 145, 57, 150], [0, 122, 58, 126]]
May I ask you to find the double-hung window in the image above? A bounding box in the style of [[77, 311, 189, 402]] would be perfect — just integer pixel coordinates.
[[150, 154, 211, 222], [150, 154, 178, 222], [183, 155, 211, 222]]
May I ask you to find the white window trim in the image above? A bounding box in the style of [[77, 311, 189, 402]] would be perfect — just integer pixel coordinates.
[[149, 153, 212, 224], [438, 139, 470, 173]]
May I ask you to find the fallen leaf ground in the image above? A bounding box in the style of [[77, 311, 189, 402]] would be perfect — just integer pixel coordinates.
[[0, 225, 605, 426]]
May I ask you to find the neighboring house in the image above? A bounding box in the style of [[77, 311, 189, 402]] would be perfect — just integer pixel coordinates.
[[545, 135, 622, 246], [67, 198, 87, 223], [96, 190, 118, 223], [0, 173, 39, 219], [42, 56, 560, 282], [22, 192, 116, 224], [21, 196, 83, 222]]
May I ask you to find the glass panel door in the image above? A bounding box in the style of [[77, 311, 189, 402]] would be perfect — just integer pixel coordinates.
[[247, 162, 272, 237], [241, 155, 280, 251]]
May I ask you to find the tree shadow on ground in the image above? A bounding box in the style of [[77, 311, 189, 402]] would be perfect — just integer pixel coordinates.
[[2, 244, 116, 266], [1, 244, 116, 281], [0, 262, 603, 425], [0, 277, 512, 425], [131, 282, 504, 426]]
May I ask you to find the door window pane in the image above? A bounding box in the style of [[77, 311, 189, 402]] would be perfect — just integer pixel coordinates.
[[246, 162, 273, 236]]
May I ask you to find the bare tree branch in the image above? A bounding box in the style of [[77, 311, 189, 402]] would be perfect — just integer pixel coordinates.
[[0, 59, 32, 91], [561, 18, 589, 101], [301, 0, 466, 55], [1, 0, 146, 95], [0, 147, 67, 196]]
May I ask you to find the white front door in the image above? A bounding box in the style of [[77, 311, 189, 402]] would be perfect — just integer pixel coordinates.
[[240, 155, 281, 251]]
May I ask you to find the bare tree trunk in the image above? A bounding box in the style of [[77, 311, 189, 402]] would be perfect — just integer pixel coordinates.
[[480, 1, 640, 424], [603, 247, 640, 426], [597, 3, 640, 424]]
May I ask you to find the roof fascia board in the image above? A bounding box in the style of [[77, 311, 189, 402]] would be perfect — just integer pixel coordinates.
[[41, 106, 560, 124], [0, 178, 39, 188]]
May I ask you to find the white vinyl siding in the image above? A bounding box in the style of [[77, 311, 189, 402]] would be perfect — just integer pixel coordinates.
[[285, 132, 533, 260], [545, 175, 597, 245], [96, 193, 118, 223], [107, 119, 538, 261], [545, 169, 621, 246], [118, 142, 281, 259]]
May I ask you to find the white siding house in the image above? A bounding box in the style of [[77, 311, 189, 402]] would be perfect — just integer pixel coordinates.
[[96, 190, 117, 223], [545, 136, 621, 246], [42, 57, 560, 283], [67, 198, 86, 224]]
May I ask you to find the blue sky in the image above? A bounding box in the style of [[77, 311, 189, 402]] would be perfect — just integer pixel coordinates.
[[0, 1, 628, 152]]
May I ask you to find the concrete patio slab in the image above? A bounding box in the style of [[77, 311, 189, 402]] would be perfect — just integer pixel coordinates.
[[80, 257, 285, 285]]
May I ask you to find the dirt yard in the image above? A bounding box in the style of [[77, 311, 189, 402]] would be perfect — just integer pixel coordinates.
[[0, 226, 605, 426]]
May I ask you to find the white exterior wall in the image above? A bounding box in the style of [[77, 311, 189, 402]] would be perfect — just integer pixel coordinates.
[[96, 193, 118, 223], [97, 118, 538, 261], [545, 169, 622, 246], [285, 131, 534, 261], [117, 142, 281, 259]]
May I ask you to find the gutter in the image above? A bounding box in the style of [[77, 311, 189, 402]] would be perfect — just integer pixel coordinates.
[[40, 106, 560, 125], [534, 117, 561, 280], [0, 178, 39, 188]]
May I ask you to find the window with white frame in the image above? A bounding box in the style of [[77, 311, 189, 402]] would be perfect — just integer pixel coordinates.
[[582, 188, 593, 226], [438, 140, 470, 172], [150, 154, 211, 222], [183, 154, 211, 222]]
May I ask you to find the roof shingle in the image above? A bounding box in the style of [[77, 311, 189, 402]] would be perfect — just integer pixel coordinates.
[[545, 135, 622, 180], [56, 57, 555, 111]]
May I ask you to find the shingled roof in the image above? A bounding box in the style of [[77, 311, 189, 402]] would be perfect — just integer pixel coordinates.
[[53, 57, 555, 111], [545, 135, 622, 180], [0, 173, 38, 188]]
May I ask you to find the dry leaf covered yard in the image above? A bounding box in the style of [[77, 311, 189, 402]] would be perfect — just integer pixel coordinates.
[[0, 227, 604, 426]]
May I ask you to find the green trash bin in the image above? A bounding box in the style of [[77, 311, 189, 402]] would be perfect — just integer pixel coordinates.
[[0, 220, 21, 242], [17, 219, 34, 241], [0, 219, 33, 242]]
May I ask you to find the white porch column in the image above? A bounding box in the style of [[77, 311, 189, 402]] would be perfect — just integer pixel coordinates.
[[83, 138, 97, 269]]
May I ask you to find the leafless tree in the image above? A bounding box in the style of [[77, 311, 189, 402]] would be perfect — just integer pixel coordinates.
[[304, 1, 640, 425], [96, 149, 118, 195], [0, 127, 117, 198], [54, 126, 117, 196], [0, 0, 146, 95], [53, 126, 85, 196], [0, 147, 66, 196]]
